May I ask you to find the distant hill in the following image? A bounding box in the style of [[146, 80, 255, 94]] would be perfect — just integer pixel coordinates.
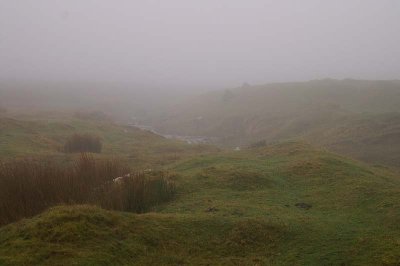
[[0, 80, 192, 121], [149, 79, 400, 168]]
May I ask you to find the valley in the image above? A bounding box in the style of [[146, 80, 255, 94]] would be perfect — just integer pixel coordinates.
[[0, 112, 399, 265]]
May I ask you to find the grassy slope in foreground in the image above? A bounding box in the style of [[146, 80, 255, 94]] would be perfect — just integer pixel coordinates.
[[1, 142, 399, 265]]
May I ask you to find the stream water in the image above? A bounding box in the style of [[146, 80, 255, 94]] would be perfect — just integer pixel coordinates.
[[127, 123, 214, 145]]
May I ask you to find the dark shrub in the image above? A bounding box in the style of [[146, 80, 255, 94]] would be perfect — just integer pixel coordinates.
[[64, 133, 102, 153]]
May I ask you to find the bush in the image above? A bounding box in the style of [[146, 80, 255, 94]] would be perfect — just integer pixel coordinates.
[[64, 133, 102, 153], [0, 155, 176, 225]]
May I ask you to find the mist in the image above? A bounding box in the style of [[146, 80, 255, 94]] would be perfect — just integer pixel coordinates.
[[2, 2, 400, 263], [1, 0, 399, 89]]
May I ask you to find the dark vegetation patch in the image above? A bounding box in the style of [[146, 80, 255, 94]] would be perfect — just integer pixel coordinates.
[[64, 133, 102, 153], [0, 155, 175, 226]]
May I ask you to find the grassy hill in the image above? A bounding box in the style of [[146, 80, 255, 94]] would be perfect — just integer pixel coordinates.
[[0, 114, 217, 168], [149, 79, 400, 168], [1, 140, 399, 265]]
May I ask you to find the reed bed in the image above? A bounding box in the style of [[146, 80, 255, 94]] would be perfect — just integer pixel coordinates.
[[0, 154, 175, 225]]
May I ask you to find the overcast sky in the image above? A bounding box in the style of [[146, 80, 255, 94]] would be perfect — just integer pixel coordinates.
[[0, 1, 399, 88]]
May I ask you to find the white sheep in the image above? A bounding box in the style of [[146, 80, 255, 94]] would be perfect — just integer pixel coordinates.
[[113, 173, 131, 184]]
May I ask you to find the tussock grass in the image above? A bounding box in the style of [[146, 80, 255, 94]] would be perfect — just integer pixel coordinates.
[[100, 171, 176, 213], [0, 155, 175, 225]]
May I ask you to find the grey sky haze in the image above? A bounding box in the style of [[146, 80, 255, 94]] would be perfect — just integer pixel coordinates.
[[0, 0, 399, 88]]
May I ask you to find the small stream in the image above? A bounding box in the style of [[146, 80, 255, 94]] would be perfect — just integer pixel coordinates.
[[127, 123, 214, 145]]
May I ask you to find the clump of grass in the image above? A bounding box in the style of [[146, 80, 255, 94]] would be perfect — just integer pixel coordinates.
[[64, 133, 102, 153], [101, 171, 176, 213], [0, 159, 65, 225], [0, 155, 175, 225]]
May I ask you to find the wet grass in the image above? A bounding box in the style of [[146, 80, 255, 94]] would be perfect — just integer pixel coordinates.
[[0, 115, 218, 168], [1, 116, 400, 265]]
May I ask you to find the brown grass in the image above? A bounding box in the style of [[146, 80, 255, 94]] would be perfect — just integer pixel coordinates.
[[100, 171, 176, 213], [0, 155, 175, 225]]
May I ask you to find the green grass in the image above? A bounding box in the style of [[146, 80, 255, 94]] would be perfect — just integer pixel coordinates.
[[1, 116, 400, 265], [149, 79, 400, 169], [0, 116, 218, 168], [160, 142, 400, 265], [0, 205, 291, 265]]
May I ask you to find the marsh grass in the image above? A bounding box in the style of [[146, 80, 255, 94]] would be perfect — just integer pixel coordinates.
[[0, 154, 175, 225], [101, 171, 176, 213]]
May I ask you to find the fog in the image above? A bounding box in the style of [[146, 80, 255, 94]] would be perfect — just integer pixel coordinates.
[[0, 1, 399, 89]]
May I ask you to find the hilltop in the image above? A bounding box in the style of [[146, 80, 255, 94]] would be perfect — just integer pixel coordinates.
[[148, 79, 400, 168]]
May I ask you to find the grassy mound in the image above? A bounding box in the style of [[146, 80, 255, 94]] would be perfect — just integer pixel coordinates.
[[0, 205, 287, 265], [197, 166, 271, 191], [161, 142, 400, 265]]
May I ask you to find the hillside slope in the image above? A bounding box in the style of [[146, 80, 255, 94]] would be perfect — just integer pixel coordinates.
[[0, 115, 217, 168], [1, 142, 399, 265], [149, 79, 400, 168]]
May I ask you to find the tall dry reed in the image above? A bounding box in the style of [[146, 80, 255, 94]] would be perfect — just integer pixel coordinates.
[[0, 155, 175, 225]]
